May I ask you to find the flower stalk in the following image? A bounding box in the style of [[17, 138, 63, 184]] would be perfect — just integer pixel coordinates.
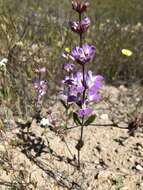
[[76, 11, 86, 170], [60, 0, 104, 170]]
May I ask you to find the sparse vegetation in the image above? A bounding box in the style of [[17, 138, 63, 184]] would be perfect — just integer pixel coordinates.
[[0, 0, 143, 189]]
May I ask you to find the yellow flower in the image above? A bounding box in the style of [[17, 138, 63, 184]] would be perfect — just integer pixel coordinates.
[[64, 47, 70, 53], [121, 49, 133, 57]]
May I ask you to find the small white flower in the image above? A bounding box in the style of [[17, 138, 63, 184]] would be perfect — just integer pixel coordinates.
[[0, 58, 8, 65], [0, 62, 6, 67], [40, 118, 50, 126], [0, 58, 8, 68], [0, 58, 8, 73]]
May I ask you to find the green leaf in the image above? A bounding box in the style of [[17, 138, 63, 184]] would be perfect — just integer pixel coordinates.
[[84, 114, 96, 126], [73, 112, 82, 126], [60, 100, 70, 110], [69, 111, 73, 119]]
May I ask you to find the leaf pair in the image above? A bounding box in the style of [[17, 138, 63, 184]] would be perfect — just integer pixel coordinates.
[[73, 112, 96, 126]]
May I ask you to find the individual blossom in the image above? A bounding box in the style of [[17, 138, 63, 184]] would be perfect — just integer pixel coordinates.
[[85, 71, 104, 91], [78, 104, 93, 117], [64, 72, 84, 94], [72, 0, 89, 13], [0, 58, 8, 73], [0, 58, 8, 67], [69, 17, 90, 34], [86, 71, 104, 102], [40, 117, 50, 126], [87, 87, 101, 102], [71, 44, 96, 64], [33, 79, 48, 104], [63, 62, 75, 72], [59, 91, 68, 102], [0, 58, 8, 65], [60, 72, 84, 104]]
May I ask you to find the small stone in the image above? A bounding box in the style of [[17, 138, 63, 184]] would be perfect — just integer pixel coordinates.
[[0, 145, 5, 152], [97, 171, 112, 179], [136, 164, 143, 171], [100, 114, 109, 120], [120, 187, 128, 190]]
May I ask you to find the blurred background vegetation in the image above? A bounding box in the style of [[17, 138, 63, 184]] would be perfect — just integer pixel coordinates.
[[0, 0, 143, 120]]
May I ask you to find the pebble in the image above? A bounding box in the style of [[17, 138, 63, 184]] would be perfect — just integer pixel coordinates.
[[135, 164, 143, 171], [97, 171, 112, 179], [100, 114, 109, 120]]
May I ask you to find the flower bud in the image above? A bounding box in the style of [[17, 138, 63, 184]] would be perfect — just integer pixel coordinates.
[[72, 0, 89, 13], [69, 17, 90, 34]]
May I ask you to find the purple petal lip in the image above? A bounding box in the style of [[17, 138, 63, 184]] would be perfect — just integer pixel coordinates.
[[63, 62, 75, 72], [88, 92, 101, 102], [68, 95, 78, 102], [81, 17, 90, 31], [78, 107, 93, 117]]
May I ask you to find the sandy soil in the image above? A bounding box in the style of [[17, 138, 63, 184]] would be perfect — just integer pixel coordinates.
[[0, 85, 143, 190]]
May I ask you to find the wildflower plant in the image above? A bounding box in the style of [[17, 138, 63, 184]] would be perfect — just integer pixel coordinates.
[[33, 67, 48, 121], [60, 0, 104, 169]]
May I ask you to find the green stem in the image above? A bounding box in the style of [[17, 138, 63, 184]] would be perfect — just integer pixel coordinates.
[[76, 12, 86, 170]]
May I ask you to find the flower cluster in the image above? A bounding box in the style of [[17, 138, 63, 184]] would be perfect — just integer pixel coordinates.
[[60, 71, 103, 117], [60, 0, 103, 118], [34, 79, 47, 105]]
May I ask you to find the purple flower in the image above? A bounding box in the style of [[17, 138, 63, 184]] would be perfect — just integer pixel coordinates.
[[86, 71, 104, 102], [60, 72, 84, 103], [59, 91, 68, 102], [69, 21, 79, 33], [68, 95, 79, 102], [81, 17, 90, 32], [88, 89, 101, 102], [33, 79, 48, 104], [78, 105, 92, 117], [71, 44, 96, 64], [60, 70, 103, 106], [72, 0, 89, 13], [62, 72, 83, 88], [69, 17, 90, 34], [86, 71, 104, 89], [63, 62, 75, 72]]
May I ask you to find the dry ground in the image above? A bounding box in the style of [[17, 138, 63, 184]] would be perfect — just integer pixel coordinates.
[[0, 85, 143, 190]]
